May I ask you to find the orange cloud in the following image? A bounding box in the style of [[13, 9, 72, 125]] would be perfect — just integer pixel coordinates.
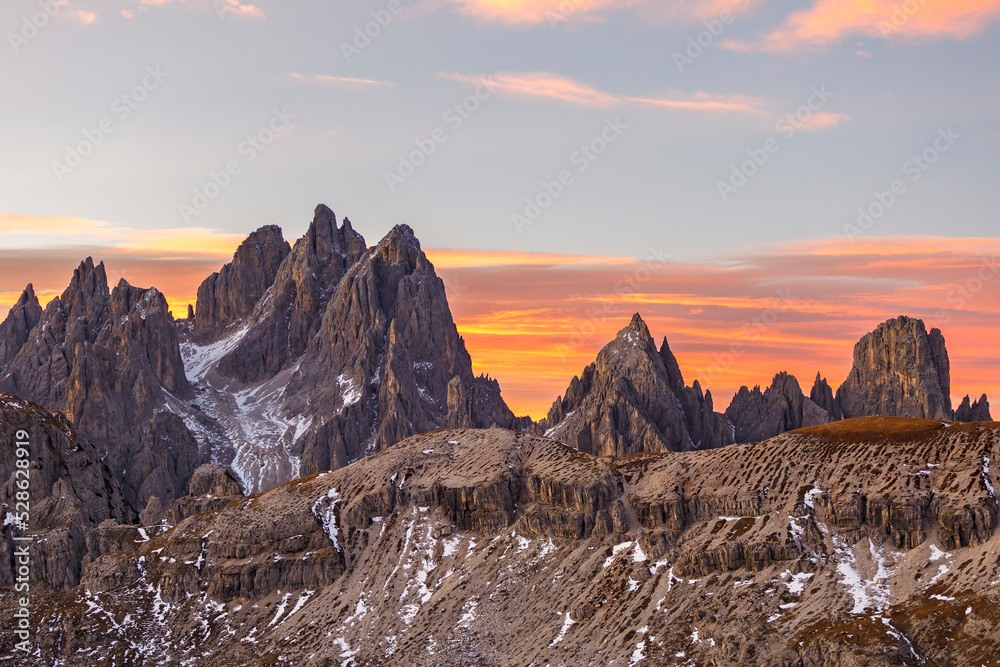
[[0, 214, 244, 319], [446, 0, 764, 26], [440, 71, 771, 113], [724, 0, 1000, 51], [434, 238, 1000, 418]]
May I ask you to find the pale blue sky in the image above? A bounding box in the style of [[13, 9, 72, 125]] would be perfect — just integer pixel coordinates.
[[2, 0, 999, 259]]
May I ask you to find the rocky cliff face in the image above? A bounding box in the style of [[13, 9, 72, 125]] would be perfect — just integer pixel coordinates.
[[179, 206, 526, 493], [212, 205, 368, 384], [0, 393, 134, 591], [6, 419, 999, 666], [725, 372, 831, 443], [837, 316, 953, 421], [0, 284, 42, 373], [194, 225, 290, 337], [724, 317, 991, 444], [0, 259, 205, 510], [539, 314, 733, 455]]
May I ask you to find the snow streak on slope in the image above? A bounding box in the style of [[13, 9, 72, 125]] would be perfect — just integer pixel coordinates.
[[179, 327, 309, 494]]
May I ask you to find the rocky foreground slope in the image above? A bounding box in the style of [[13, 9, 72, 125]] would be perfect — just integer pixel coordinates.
[[4, 412, 998, 666]]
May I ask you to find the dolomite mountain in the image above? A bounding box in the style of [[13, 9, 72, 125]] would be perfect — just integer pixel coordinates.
[[0, 205, 526, 513], [722, 315, 993, 444], [179, 205, 527, 495], [0, 260, 203, 511], [538, 314, 734, 455], [2, 203, 999, 665], [4, 404, 999, 665]]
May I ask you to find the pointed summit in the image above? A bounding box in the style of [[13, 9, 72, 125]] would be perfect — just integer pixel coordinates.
[[0, 283, 43, 371], [725, 371, 831, 443], [195, 224, 291, 336], [215, 205, 367, 383], [955, 394, 992, 422], [539, 315, 732, 456]]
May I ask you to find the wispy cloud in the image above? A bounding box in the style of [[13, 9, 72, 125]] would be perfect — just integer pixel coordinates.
[[439, 71, 771, 114], [0, 214, 244, 257], [286, 73, 396, 89], [724, 0, 1000, 52], [444, 0, 765, 26], [138, 0, 265, 19]]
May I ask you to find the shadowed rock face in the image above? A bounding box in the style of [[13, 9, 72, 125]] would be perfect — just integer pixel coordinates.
[[956, 393, 992, 422], [725, 372, 831, 443], [539, 314, 733, 455], [0, 284, 42, 373], [0, 260, 203, 509], [837, 315, 953, 421], [194, 225, 290, 337], [10, 419, 1000, 666], [725, 316, 990, 444], [0, 393, 134, 591], [214, 205, 368, 384], [180, 207, 526, 493], [809, 372, 844, 421]]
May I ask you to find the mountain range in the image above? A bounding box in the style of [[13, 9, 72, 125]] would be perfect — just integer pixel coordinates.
[[1, 204, 996, 665]]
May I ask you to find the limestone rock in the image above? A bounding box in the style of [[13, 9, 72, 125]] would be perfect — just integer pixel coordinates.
[[837, 316, 953, 420], [0, 284, 42, 372], [725, 372, 831, 443], [0, 259, 204, 509], [215, 206, 367, 384], [0, 393, 133, 590], [955, 394, 992, 422], [194, 225, 290, 336], [538, 314, 732, 455]]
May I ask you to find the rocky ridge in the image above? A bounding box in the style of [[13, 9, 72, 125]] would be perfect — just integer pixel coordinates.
[[4, 418, 999, 665], [723, 316, 992, 444], [538, 314, 734, 456], [177, 206, 527, 494], [0, 260, 205, 510]]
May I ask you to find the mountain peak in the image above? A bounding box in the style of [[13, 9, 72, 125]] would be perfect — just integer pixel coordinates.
[[837, 315, 952, 420]]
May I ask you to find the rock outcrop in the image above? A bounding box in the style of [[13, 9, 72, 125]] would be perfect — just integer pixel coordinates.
[[837, 315, 953, 420], [809, 372, 844, 421], [7, 419, 1000, 666], [214, 205, 367, 384], [180, 207, 527, 493], [956, 393, 992, 422], [538, 314, 733, 455], [0, 259, 205, 509], [0, 392, 134, 590], [0, 284, 42, 373], [725, 372, 831, 443], [194, 225, 290, 337]]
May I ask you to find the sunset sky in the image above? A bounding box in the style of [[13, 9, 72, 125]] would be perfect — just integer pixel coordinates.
[[2, 0, 999, 418]]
